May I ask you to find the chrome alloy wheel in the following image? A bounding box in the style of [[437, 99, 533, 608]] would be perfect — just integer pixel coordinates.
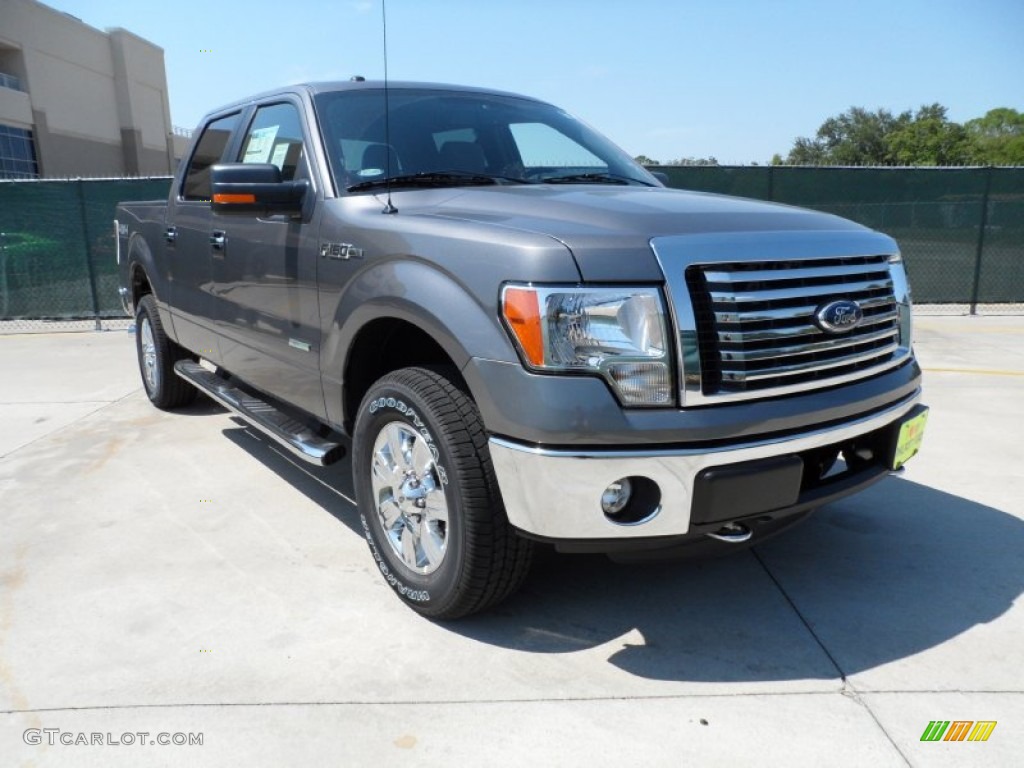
[[140, 317, 158, 392], [370, 421, 450, 574]]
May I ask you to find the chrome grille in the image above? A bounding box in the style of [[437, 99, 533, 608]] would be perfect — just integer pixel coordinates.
[[686, 255, 900, 396]]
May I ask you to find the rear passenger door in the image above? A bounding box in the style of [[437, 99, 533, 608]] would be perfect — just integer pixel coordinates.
[[211, 100, 326, 419]]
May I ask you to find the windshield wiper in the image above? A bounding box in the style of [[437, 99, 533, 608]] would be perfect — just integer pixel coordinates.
[[540, 172, 652, 186], [348, 171, 526, 193]]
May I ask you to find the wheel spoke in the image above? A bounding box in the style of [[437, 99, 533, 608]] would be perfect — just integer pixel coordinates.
[[378, 497, 403, 531], [423, 490, 448, 524], [371, 450, 394, 492], [386, 424, 411, 473], [420, 525, 445, 568], [411, 436, 435, 476], [400, 524, 420, 569]]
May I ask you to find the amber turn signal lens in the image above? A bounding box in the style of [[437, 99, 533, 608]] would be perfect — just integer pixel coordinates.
[[502, 287, 544, 367], [212, 193, 256, 204]]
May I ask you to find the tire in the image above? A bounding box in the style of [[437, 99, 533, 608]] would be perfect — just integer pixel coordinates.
[[135, 294, 196, 409], [353, 367, 534, 619]]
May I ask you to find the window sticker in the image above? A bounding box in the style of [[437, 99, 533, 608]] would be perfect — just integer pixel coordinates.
[[269, 143, 289, 170], [243, 125, 280, 163]]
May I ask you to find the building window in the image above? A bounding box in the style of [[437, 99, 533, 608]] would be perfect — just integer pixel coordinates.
[[0, 124, 39, 179], [0, 71, 23, 91]]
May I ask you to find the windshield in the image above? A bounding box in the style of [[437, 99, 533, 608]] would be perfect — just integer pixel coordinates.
[[313, 88, 657, 192]]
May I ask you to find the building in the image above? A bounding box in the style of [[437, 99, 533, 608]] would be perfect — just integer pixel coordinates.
[[0, 0, 177, 178]]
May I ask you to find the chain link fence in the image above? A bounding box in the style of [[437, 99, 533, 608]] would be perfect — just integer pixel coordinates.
[[655, 166, 1024, 313], [1, 168, 1021, 332], [0, 178, 171, 331]]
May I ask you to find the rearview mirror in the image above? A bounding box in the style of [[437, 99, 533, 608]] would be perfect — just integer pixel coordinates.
[[210, 163, 307, 216]]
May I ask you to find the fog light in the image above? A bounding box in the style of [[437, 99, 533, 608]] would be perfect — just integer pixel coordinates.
[[601, 478, 633, 516]]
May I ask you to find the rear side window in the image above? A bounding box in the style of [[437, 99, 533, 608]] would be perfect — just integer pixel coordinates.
[[237, 103, 307, 181], [181, 113, 240, 200]]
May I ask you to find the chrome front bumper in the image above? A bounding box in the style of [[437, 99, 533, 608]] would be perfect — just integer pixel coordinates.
[[489, 392, 921, 540]]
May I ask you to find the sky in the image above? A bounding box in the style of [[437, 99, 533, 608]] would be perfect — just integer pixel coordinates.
[[44, 0, 1024, 164]]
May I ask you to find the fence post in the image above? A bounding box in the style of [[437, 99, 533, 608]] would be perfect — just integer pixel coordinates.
[[75, 180, 102, 330], [968, 166, 994, 315], [0, 231, 8, 318]]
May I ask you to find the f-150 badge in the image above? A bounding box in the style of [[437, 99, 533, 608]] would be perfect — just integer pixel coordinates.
[[319, 242, 363, 260]]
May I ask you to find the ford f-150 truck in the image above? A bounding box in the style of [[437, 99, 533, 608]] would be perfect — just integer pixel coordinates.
[[116, 81, 928, 619]]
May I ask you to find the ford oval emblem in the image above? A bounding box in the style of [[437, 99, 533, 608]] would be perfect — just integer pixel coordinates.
[[816, 299, 863, 334]]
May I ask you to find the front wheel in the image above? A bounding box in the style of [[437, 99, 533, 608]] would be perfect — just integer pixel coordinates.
[[352, 367, 533, 619]]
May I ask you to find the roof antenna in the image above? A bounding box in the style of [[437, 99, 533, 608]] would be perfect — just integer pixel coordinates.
[[381, 0, 397, 214]]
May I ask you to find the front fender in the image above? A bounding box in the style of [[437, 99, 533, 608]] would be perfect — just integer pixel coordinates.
[[323, 257, 517, 370]]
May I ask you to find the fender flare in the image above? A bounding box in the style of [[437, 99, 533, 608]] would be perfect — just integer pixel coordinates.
[[322, 259, 519, 426]]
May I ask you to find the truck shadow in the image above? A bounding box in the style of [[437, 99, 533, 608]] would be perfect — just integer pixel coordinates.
[[222, 420, 1023, 684]]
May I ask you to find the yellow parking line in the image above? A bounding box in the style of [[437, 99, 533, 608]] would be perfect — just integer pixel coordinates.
[[923, 367, 1024, 377]]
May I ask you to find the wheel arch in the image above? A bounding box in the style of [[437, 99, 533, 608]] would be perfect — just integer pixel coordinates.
[[127, 233, 158, 311], [323, 260, 519, 432], [340, 314, 472, 434]]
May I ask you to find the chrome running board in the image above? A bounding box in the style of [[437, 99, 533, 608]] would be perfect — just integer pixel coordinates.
[[174, 360, 345, 466]]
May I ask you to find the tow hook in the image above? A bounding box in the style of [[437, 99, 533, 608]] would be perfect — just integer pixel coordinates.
[[706, 522, 753, 543]]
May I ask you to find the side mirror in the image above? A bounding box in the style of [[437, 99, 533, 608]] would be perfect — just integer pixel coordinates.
[[650, 171, 670, 187], [210, 163, 307, 216]]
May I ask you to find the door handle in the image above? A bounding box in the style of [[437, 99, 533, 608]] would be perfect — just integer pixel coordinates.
[[165, 226, 177, 244], [210, 231, 226, 251]]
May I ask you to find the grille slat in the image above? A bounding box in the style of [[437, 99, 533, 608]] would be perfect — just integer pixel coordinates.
[[717, 310, 898, 343], [721, 341, 901, 381], [687, 254, 901, 397], [713, 295, 893, 325], [703, 262, 890, 284], [709, 278, 893, 304], [721, 326, 898, 363]]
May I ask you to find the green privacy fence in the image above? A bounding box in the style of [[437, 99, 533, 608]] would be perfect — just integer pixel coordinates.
[[0, 178, 171, 322], [654, 166, 1024, 309], [1, 169, 1022, 322]]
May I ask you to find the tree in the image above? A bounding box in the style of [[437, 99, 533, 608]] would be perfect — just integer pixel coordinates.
[[633, 154, 660, 166], [785, 104, 1024, 166], [886, 104, 973, 165], [665, 156, 719, 166], [965, 108, 1024, 165], [787, 107, 908, 165]]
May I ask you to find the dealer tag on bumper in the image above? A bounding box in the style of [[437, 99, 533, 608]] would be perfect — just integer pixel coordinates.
[[892, 405, 929, 470]]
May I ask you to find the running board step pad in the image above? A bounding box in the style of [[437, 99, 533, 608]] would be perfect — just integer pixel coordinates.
[[174, 360, 345, 466]]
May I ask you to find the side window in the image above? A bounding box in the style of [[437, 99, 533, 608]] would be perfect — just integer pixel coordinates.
[[182, 113, 240, 201], [237, 103, 307, 181]]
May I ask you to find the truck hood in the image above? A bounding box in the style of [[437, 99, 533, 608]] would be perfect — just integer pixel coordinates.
[[408, 185, 870, 281]]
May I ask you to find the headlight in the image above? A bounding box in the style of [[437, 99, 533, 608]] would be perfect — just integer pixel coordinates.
[[501, 284, 673, 406]]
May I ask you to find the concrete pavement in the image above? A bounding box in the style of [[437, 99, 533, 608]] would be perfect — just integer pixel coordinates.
[[1, 315, 1022, 766]]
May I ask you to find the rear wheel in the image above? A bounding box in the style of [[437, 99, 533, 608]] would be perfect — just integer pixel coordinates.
[[135, 294, 196, 409], [353, 367, 534, 619]]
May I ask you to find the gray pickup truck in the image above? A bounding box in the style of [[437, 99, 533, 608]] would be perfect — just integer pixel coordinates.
[[116, 81, 928, 618]]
